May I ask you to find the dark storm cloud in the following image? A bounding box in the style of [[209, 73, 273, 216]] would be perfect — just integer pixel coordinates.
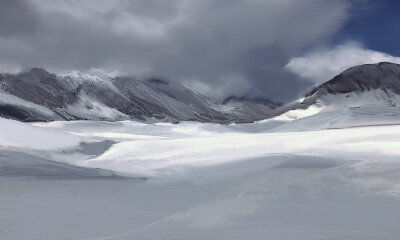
[[0, 0, 350, 100]]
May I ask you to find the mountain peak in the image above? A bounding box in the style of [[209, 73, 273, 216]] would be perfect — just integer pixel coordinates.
[[306, 62, 400, 98]]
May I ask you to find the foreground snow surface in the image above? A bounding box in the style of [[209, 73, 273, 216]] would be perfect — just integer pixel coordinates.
[[2, 117, 400, 239]]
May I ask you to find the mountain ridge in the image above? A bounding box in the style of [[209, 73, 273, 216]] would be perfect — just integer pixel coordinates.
[[0, 68, 277, 123], [1, 62, 400, 123], [306, 62, 400, 98]]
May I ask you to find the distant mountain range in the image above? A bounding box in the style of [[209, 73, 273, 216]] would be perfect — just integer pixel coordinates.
[[0, 68, 277, 123], [1, 62, 400, 123]]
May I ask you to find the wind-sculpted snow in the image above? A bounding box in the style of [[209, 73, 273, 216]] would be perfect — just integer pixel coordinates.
[[0, 118, 80, 150], [22, 118, 400, 179], [76, 123, 400, 177], [2, 118, 400, 239], [0, 150, 118, 178]]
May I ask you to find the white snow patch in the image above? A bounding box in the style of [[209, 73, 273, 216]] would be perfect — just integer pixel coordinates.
[[273, 104, 322, 121], [80, 123, 400, 177], [0, 118, 81, 150]]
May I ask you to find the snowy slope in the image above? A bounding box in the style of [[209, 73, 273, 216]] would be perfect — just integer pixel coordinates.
[[261, 62, 400, 130], [0, 118, 80, 150], [20, 117, 400, 178], [76, 123, 400, 176], [2, 118, 400, 239]]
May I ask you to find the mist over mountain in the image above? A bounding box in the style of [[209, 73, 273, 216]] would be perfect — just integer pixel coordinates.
[[1, 62, 400, 124], [0, 68, 277, 123]]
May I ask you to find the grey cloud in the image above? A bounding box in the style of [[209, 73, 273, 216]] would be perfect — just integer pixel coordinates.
[[123, 0, 182, 22], [0, 0, 351, 101], [0, 0, 38, 37]]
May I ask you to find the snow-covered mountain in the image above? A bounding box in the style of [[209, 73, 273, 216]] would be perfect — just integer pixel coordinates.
[[2, 62, 400, 124], [270, 62, 400, 130], [0, 68, 277, 123], [305, 62, 400, 105]]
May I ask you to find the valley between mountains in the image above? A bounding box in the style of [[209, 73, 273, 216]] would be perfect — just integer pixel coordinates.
[[2, 62, 400, 239]]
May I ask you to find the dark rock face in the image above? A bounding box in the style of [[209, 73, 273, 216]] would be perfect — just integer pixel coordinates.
[[0, 68, 277, 123], [0, 68, 76, 109], [306, 62, 400, 98], [0, 104, 45, 122]]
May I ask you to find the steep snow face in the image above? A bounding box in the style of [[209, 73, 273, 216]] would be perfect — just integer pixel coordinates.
[[0, 69, 275, 123]]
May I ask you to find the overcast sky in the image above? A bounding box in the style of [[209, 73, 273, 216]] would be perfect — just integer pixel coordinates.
[[0, 0, 399, 101]]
